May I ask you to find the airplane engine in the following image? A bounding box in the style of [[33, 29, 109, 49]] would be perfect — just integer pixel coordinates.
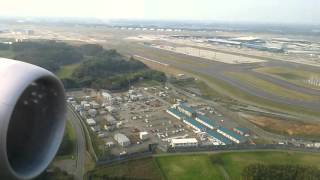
[[0, 58, 66, 179]]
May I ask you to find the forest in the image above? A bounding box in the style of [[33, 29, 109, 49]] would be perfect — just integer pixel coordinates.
[[0, 41, 166, 90]]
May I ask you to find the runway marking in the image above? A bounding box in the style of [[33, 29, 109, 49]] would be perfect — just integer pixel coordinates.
[[134, 55, 169, 66]]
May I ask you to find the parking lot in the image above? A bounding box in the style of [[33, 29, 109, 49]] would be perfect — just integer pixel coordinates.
[[67, 83, 253, 158]]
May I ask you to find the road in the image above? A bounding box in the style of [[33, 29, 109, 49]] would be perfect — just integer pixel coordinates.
[[68, 105, 86, 180]]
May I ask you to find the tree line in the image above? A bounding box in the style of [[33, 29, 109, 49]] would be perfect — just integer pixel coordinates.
[[242, 163, 320, 180]]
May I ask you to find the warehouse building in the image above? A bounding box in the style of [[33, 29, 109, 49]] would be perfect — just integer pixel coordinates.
[[195, 115, 217, 130], [167, 108, 231, 145], [170, 138, 198, 148], [168, 104, 246, 145], [217, 127, 245, 144], [114, 133, 131, 147], [177, 103, 196, 117]]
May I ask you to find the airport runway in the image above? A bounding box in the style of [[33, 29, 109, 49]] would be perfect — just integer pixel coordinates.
[[127, 45, 320, 111]]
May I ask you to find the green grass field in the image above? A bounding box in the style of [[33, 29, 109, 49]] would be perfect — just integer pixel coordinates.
[[88, 151, 320, 180], [215, 151, 320, 179], [57, 63, 80, 79], [156, 154, 224, 180], [87, 157, 164, 180], [56, 120, 76, 159], [255, 67, 320, 90], [225, 72, 319, 102]]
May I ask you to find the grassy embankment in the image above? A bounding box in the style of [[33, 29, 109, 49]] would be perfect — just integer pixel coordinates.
[[88, 151, 320, 180], [255, 67, 320, 90]]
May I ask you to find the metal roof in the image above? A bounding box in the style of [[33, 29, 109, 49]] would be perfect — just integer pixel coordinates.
[[218, 126, 245, 142], [179, 103, 196, 114], [168, 108, 233, 145], [171, 138, 198, 144], [206, 130, 233, 145], [197, 115, 217, 128]]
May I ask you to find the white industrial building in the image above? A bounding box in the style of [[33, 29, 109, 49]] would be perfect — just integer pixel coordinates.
[[90, 101, 100, 109], [105, 141, 115, 148], [139, 132, 150, 141], [105, 105, 116, 113], [81, 101, 88, 106], [170, 138, 198, 148], [84, 96, 91, 101], [86, 118, 96, 126], [83, 104, 90, 110], [114, 133, 131, 147], [102, 90, 113, 103]]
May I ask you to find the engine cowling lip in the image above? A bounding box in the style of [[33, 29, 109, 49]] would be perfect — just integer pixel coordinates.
[[0, 60, 66, 180]]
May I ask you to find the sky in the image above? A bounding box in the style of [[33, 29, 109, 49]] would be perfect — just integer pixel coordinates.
[[0, 0, 319, 24]]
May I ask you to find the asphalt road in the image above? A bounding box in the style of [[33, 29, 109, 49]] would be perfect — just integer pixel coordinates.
[[68, 105, 86, 180]]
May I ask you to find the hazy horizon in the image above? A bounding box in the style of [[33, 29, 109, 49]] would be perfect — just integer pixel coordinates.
[[0, 0, 319, 25]]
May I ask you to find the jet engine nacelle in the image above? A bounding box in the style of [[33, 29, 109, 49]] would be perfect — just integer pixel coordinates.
[[0, 58, 66, 180]]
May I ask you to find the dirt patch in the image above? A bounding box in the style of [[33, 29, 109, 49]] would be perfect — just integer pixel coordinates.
[[243, 114, 320, 139]]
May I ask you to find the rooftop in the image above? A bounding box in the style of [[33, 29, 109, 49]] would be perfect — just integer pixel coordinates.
[[179, 103, 196, 114], [218, 126, 245, 142], [114, 133, 130, 142], [206, 130, 233, 145], [230, 36, 261, 41], [168, 108, 233, 145], [197, 115, 217, 128], [171, 138, 198, 144]]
